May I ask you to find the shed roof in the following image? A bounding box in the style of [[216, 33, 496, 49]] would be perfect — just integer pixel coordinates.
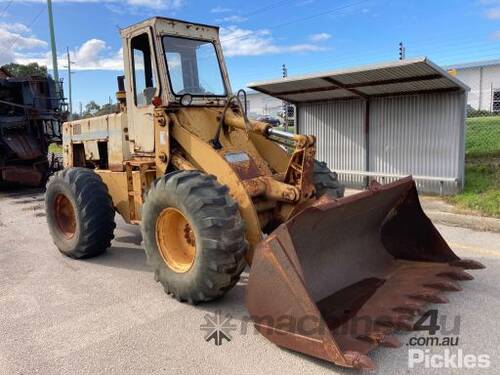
[[247, 58, 469, 103], [443, 58, 500, 71]]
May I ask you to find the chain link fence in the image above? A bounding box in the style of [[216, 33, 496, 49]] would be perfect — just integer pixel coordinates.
[[466, 109, 500, 158]]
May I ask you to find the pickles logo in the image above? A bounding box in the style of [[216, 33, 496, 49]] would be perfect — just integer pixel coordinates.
[[200, 310, 237, 346], [406, 310, 490, 369]]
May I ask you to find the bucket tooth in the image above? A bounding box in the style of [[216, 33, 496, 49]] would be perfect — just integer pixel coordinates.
[[410, 293, 449, 304], [357, 333, 401, 348], [437, 270, 474, 281], [424, 281, 462, 292], [392, 303, 423, 316], [450, 259, 486, 270], [343, 351, 376, 370], [376, 316, 414, 331], [246, 176, 485, 370], [380, 335, 402, 348]]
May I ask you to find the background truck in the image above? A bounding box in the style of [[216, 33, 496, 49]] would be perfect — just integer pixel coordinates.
[[44, 17, 484, 370], [0, 71, 64, 186]]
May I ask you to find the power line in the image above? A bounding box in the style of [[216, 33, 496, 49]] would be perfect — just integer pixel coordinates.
[[221, 0, 372, 44], [26, 5, 46, 29], [0, 0, 13, 18], [243, 0, 295, 17], [272, 0, 370, 30]]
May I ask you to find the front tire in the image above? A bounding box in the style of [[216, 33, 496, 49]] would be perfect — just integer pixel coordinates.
[[45, 167, 116, 258], [141, 170, 247, 304], [313, 160, 345, 198]]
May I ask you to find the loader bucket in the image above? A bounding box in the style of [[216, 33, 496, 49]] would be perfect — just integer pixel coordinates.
[[246, 177, 484, 370]]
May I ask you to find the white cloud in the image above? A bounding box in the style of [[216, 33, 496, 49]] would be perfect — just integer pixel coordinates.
[[309, 32, 331, 42], [211, 5, 231, 13], [0, 22, 31, 34], [0, 22, 47, 65], [491, 30, 500, 39], [219, 15, 248, 23], [0, 20, 123, 70], [70, 39, 123, 70], [485, 7, 500, 19], [1, 0, 184, 10], [16, 39, 123, 71], [220, 26, 326, 57]]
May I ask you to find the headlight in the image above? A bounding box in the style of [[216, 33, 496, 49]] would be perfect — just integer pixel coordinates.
[[180, 94, 193, 106]]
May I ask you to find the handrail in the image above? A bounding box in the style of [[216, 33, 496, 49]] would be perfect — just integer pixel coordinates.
[[334, 170, 458, 195]]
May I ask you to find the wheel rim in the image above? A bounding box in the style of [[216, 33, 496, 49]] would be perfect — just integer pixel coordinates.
[[54, 193, 76, 239], [155, 207, 196, 273]]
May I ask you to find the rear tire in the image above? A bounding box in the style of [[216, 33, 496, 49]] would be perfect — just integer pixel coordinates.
[[141, 170, 247, 304], [45, 167, 116, 258], [313, 160, 345, 198]]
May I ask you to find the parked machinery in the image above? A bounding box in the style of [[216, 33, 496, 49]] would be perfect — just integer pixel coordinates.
[[0, 73, 64, 186]]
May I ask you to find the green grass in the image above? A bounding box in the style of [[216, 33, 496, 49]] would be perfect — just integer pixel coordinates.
[[448, 160, 500, 218], [448, 116, 499, 216], [466, 116, 500, 157], [48, 143, 63, 153]]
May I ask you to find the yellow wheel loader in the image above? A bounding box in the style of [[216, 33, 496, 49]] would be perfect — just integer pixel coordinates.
[[44, 17, 484, 370]]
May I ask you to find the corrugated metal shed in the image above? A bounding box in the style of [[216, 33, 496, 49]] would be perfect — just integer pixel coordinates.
[[247, 58, 468, 195], [248, 58, 469, 103]]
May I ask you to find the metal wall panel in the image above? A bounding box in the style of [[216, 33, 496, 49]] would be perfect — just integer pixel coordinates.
[[297, 92, 466, 194], [369, 92, 464, 194], [298, 99, 366, 187]]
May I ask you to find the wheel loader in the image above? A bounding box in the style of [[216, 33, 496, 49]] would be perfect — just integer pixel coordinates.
[[45, 17, 484, 370]]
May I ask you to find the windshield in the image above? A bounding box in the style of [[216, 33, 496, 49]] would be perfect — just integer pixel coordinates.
[[163, 36, 226, 97]]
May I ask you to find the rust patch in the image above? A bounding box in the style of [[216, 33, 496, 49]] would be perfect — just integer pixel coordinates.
[[2, 133, 43, 160], [246, 177, 485, 370], [223, 152, 262, 180], [1, 166, 44, 186]]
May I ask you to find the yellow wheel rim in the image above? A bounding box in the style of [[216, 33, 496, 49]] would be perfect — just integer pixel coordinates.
[[155, 207, 196, 273], [54, 193, 76, 239]]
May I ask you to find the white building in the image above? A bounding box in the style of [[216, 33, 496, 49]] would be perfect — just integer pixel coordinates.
[[245, 89, 283, 119], [444, 59, 500, 111]]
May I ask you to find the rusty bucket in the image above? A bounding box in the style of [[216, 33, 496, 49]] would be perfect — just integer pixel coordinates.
[[246, 177, 484, 370]]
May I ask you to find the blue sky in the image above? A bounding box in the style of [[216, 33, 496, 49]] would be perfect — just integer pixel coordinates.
[[1, 0, 500, 108]]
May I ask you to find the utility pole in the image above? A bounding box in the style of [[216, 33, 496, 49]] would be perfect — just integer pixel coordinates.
[[282, 64, 288, 132], [65, 47, 74, 120], [399, 41, 406, 60], [47, 0, 60, 96]]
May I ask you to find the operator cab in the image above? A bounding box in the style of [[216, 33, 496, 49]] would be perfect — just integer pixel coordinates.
[[121, 17, 232, 110]]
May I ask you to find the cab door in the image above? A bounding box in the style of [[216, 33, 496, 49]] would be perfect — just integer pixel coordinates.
[[125, 30, 158, 153]]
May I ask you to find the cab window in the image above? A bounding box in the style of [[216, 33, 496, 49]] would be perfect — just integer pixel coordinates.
[[163, 36, 226, 97], [131, 33, 156, 106]]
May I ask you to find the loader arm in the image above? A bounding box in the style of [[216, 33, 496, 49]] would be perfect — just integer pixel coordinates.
[[166, 107, 322, 259]]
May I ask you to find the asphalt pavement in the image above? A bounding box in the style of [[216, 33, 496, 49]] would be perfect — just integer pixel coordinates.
[[0, 187, 499, 375]]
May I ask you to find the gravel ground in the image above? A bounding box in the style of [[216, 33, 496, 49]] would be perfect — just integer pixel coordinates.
[[0, 187, 499, 375]]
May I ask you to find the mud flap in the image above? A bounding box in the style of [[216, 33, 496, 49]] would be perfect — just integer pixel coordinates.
[[246, 177, 484, 370]]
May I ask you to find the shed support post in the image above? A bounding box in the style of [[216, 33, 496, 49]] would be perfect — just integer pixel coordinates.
[[364, 99, 370, 188]]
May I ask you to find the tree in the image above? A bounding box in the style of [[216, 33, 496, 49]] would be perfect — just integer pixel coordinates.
[[95, 103, 118, 116], [83, 101, 101, 117], [1, 62, 48, 78]]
